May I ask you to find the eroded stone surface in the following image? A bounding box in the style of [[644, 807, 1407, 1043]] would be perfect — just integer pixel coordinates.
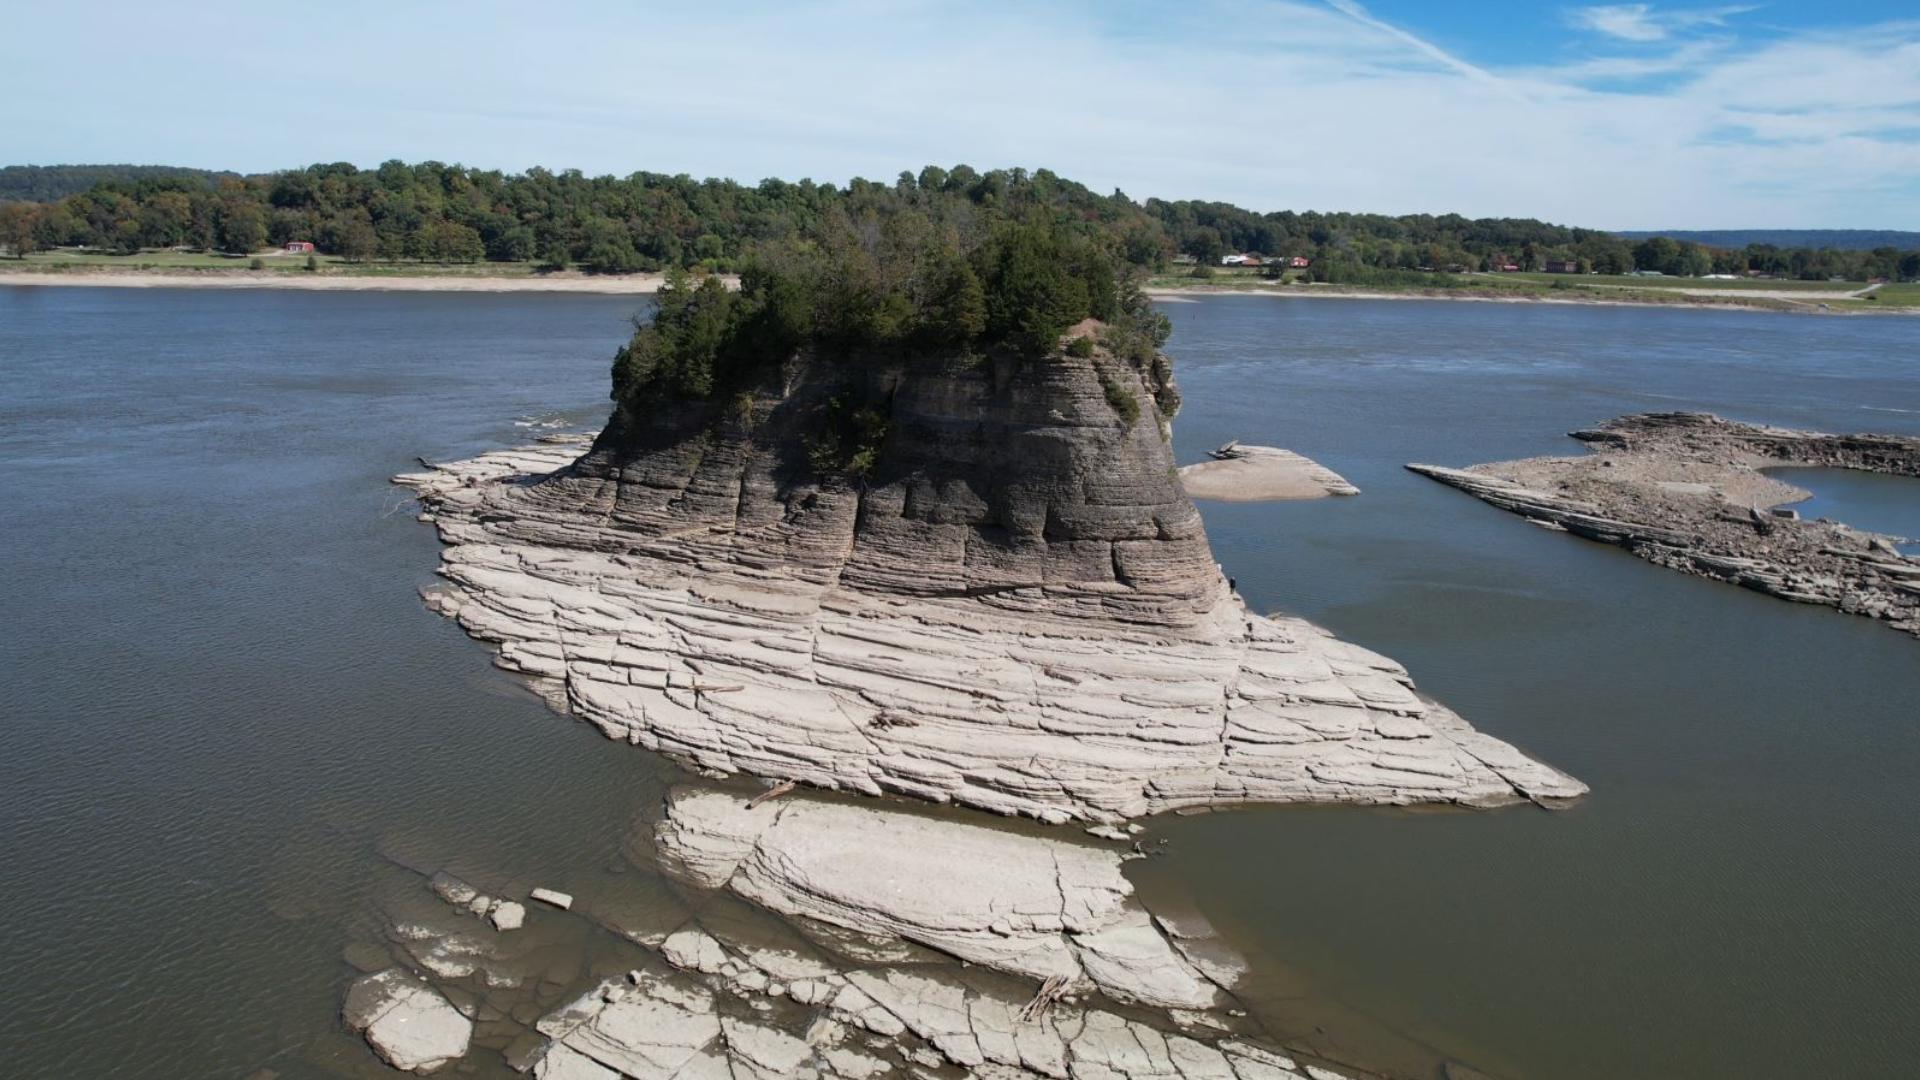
[[344, 968, 473, 1073], [342, 800, 1415, 1080], [491, 901, 528, 932], [533, 931, 1333, 1080], [397, 392, 1580, 822], [654, 787, 1227, 1010], [1411, 412, 1920, 639]]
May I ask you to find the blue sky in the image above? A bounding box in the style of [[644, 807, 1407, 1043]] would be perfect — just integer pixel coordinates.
[[2, 1, 1916, 229]]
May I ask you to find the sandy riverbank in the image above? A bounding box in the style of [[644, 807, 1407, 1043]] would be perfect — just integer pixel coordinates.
[[0, 269, 676, 293]]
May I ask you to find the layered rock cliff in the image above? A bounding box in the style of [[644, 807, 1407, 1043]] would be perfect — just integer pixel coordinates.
[[399, 342, 1584, 821]]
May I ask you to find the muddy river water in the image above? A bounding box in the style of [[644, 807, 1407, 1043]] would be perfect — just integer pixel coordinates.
[[2, 285, 1915, 1078]]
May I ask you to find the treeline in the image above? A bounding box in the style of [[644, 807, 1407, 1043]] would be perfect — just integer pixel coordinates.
[[0, 159, 1916, 282], [1161, 203, 1920, 282], [1618, 229, 1920, 253], [0, 164, 238, 203]]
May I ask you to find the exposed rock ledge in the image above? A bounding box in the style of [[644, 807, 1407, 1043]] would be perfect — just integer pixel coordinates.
[[525, 785, 1331, 1080], [654, 786, 1236, 1011], [396, 353, 1579, 820], [1410, 412, 1920, 638], [343, 968, 473, 1073], [342, 784, 1456, 1080], [1179, 445, 1360, 503]]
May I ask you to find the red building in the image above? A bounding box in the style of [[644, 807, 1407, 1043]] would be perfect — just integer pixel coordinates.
[[284, 241, 316, 254]]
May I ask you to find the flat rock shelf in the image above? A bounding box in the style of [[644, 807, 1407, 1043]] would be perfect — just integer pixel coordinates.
[[343, 782, 1406, 1080], [1410, 412, 1920, 639], [396, 383, 1580, 822], [1178, 444, 1360, 503]]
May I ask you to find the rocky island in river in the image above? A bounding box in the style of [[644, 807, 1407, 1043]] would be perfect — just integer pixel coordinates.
[[1410, 412, 1920, 638], [396, 232, 1581, 821], [376, 218, 1582, 1078]]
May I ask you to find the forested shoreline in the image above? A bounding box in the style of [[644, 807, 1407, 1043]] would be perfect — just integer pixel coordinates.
[[1, 160, 1915, 283]]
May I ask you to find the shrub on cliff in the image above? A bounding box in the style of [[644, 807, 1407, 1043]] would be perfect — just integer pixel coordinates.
[[1098, 368, 1141, 429]]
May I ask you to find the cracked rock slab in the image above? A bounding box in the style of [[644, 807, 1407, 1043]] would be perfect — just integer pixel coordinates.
[[655, 787, 1230, 1009], [343, 968, 473, 1073]]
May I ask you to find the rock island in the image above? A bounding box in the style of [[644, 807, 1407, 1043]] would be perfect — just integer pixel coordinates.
[[398, 218, 1582, 821]]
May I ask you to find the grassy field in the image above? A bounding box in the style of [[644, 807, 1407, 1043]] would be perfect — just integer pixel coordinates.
[[1500, 271, 1862, 292], [1855, 283, 1920, 308], [10, 247, 546, 277]]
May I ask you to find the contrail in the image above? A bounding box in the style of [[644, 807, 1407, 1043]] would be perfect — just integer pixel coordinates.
[[1322, 0, 1530, 102]]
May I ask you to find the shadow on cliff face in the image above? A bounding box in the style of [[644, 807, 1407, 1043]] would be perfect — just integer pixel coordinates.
[[552, 345, 1217, 620]]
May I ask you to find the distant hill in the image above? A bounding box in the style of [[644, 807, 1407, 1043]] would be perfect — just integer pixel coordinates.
[[0, 164, 237, 202], [1618, 229, 1920, 252]]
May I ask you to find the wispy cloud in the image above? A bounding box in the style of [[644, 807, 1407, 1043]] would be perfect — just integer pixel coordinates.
[[1536, 38, 1726, 82], [1568, 4, 1757, 43], [0, 0, 1913, 229]]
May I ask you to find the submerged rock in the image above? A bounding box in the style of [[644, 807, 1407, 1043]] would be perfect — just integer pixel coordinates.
[[1410, 412, 1920, 639], [344, 786, 1413, 1080], [343, 969, 473, 1073], [395, 351, 1580, 819], [429, 872, 479, 909]]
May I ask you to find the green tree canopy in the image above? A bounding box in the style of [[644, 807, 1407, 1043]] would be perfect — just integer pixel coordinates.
[[609, 211, 1162, 420]]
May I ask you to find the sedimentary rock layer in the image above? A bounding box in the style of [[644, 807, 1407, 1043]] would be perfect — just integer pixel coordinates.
[[654, 786, 1233, 1010], [1410, 412, 1920, 638], [533, 785, 1342, 1080], [398, 352, 1581, 820]]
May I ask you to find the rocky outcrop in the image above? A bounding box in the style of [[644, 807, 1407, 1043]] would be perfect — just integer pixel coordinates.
[[428, 871, 529, 930], [1179, 444, 1360, 502], [398, 350, 1582, 819], [653, 786, 1229, 1010], [533, 960, 1328, 1076], [531, 961, 1323, 1080], [523, 784, 1352, 1080], [1410, 412, 1920, 637], [1566, 411, 1920, 476], [344, 787, 1419, 1080], [344, 969, 473, 1073]]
